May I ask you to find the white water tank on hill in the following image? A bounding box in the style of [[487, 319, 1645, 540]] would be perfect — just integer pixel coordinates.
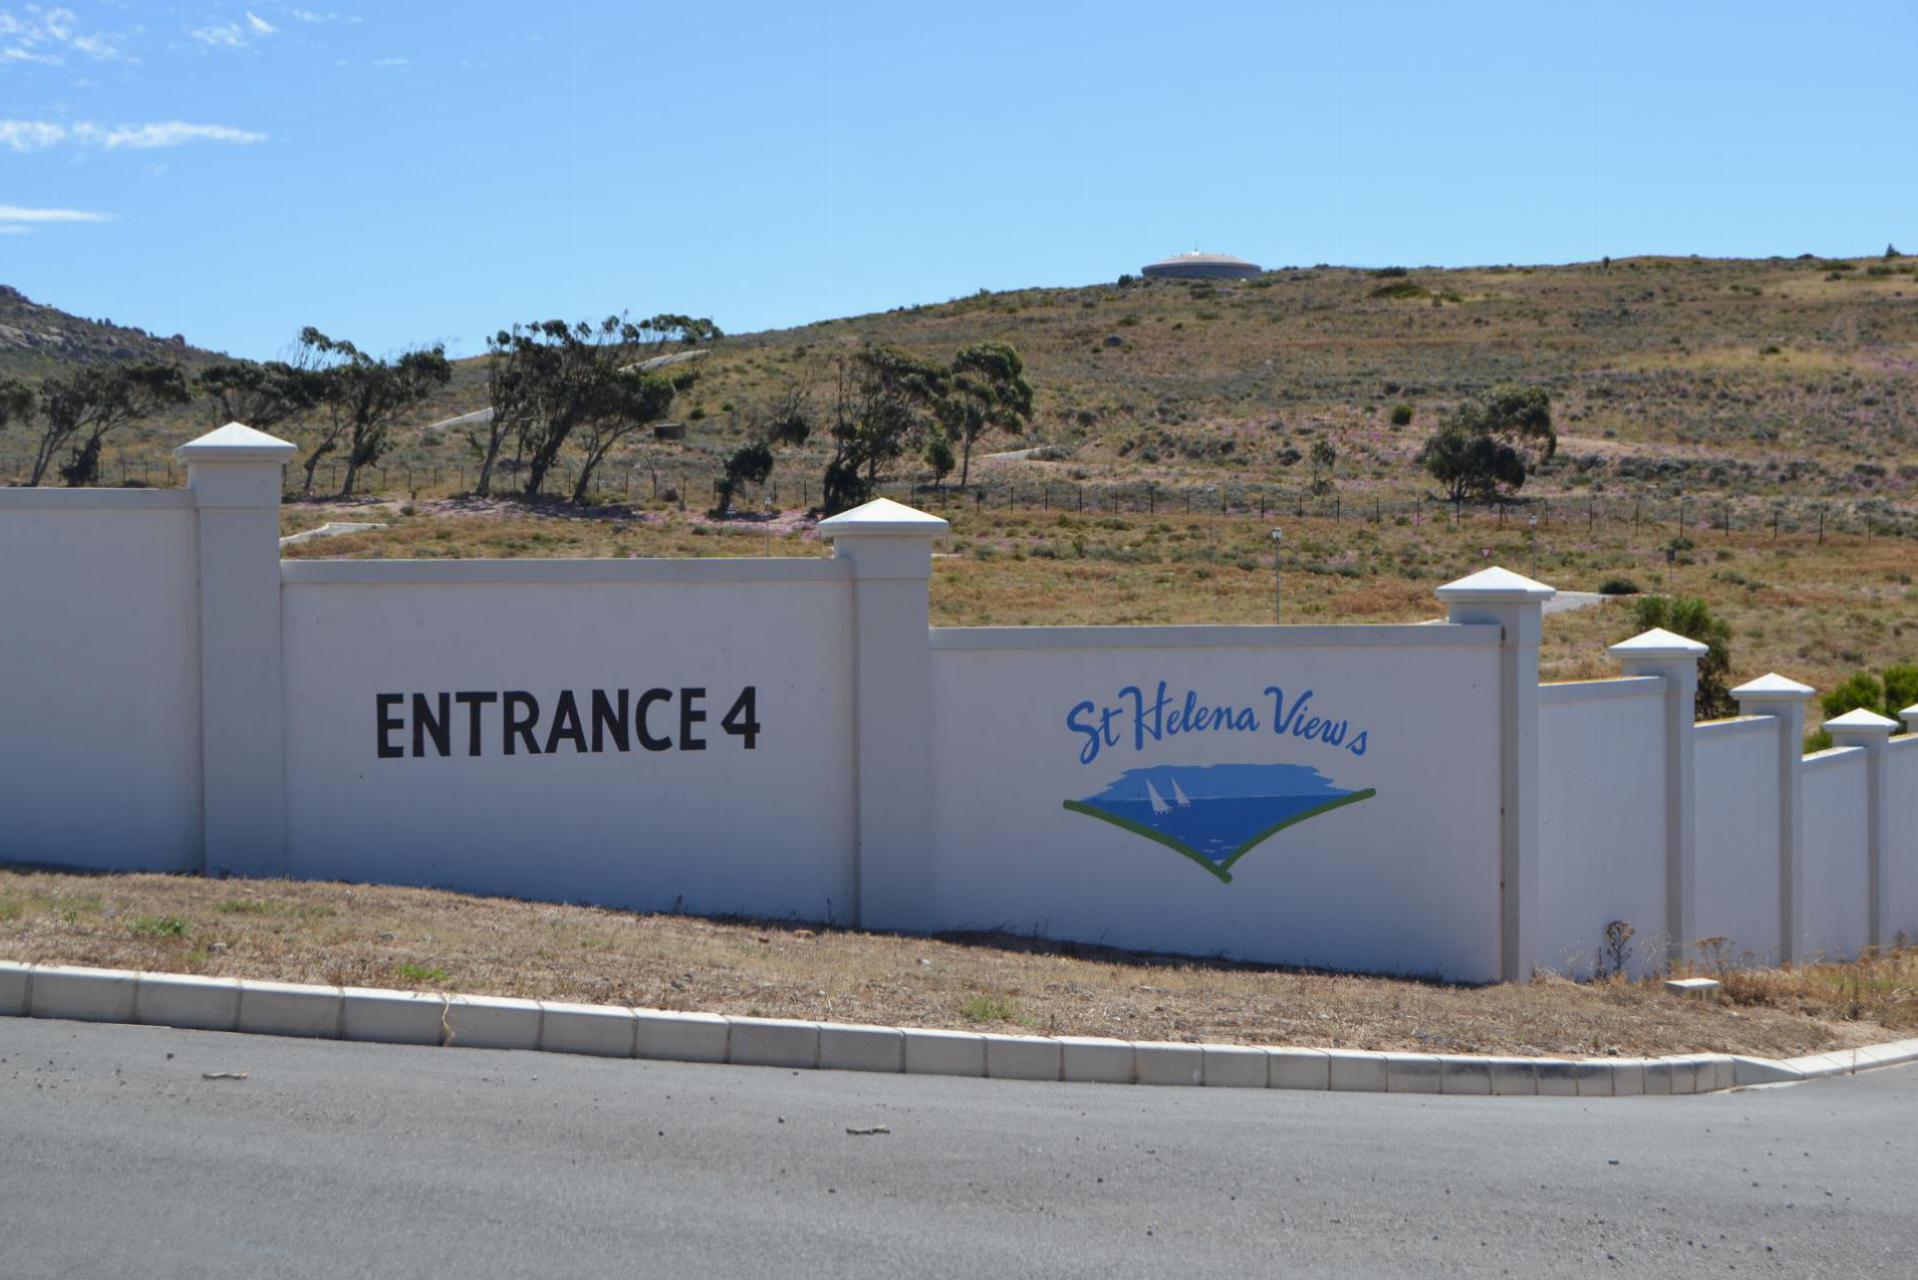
[[1141, 251, 1262, 280]]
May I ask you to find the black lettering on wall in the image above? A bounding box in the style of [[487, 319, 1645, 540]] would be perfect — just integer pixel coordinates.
[[503, 691, 542, 755], [376, 694, 405, 759], [721, 686, 760, 749], [455, 691, 497, 757], [412, 692, 451, 758], [680, 687, 707, 751], [637, 688, 672, 752], [545, 690, 588, 754], [591, 689, 630, 753]]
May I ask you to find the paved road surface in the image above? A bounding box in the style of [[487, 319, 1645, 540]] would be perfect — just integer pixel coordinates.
[[3, 1018, 1913, 1279]]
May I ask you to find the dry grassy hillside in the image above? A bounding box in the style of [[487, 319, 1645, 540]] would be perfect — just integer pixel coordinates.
[[5, 256, 1917, 524]]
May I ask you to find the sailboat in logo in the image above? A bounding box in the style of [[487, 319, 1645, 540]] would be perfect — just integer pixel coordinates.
[[1065, 762, 1375, 883]]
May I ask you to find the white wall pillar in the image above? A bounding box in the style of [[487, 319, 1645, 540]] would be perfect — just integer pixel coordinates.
[[1610, 628, 1708, 971], [176, 424, 297, 879], [818, 498, 948, 932], [1435, 566, 1555, 983], [1732, 674, 1815, 964], [1825, 708, 1899, 950]]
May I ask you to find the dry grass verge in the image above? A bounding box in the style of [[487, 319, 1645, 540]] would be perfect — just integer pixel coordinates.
[[2, 868, 1911, 1060]]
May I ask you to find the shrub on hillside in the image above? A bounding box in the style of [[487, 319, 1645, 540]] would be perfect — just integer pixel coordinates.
[[1627, 596, 1734, 719]]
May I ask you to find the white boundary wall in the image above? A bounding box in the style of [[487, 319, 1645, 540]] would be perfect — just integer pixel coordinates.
[[1537, 680, 1667, 976], [280, 559, 856, 921], [3, 424, 1916, 981], [1800, 750, 1871, 960], [1693, 718, 1784, 964], [0, 491, 201, 871], [926, 626, 1503, 979]]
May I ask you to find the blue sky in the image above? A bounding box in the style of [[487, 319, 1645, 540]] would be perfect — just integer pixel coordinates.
[[3, 0, 1914, 360]]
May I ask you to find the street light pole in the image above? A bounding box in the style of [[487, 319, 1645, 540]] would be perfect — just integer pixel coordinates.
[[1270, 528, 1284, 623]]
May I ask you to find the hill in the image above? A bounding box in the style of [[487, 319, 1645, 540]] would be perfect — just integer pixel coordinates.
[[0, 285, 227, 379], [4, 255, 1917, 526]]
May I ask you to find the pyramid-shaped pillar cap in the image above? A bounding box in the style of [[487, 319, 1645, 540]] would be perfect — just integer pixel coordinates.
[[1731, 672, 1816, 701], [1902, 703, 1918, 728], [817, 497, 949, 539], [1609, 627, 1709, 660], [175, 422, 298, 464], [1823, 707, 1899, 736], [1433, 566, 1555, 604]]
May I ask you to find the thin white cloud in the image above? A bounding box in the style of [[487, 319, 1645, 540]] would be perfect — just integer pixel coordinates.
[[0, 205, 111, 223], [100, 121, 267, 148], [1, 5, 128, 64], [190, 8, 281, 49], [373, 56, 407, 67], [0, 118, 64, 149], [188, 22, 247, 48], [0, 118, 268, 151]]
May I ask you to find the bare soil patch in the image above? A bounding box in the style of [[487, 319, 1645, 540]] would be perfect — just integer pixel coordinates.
[[3, 869, 1910, 1060]]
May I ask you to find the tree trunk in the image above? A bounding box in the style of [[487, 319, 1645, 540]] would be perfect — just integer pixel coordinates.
[[340, 456, 361, 498], [959, 433, 973, 489]]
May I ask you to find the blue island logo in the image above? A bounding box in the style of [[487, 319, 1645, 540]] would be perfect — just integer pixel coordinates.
[[1064, 762, 1375, 883]]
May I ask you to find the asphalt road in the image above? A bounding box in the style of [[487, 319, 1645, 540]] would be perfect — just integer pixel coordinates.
[[3, 1018, 1914, 1279]]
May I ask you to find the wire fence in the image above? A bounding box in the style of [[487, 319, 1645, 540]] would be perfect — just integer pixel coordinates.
[[6, 451, 1915, 543]]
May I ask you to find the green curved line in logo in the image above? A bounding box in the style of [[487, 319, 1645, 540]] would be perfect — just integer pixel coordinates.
[[1062, 788, 1377, 884]]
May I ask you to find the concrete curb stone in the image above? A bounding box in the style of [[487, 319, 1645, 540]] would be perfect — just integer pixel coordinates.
[[443, 994, 542, 1051], [635, 1009, 728, 1063], [238, 979, 343, 1039], [7, 962, 1918, 1099], [341, 988, 445, 1046], [728, 1016, 820, 1069], [984, 1033, 1062, 1082], [1203, 1044, 1270, 1089], [1484, 1058, 1540, 1096], [1057, 1036, 1134, 1084], [0, 960, 32, 1016], [1573, 1059, 1615, 1098], [1384, 1052, 1442, 1094], [1535, 1060, 1580, 1097], [902, 1027, 985, 1077], [1268, 1047, 1330, 1090], [30, 964, 139, 1024], [1134, 1042, 1203, 1086], [136, 972, 242, 1033], [818, 1022, 904, 1073], [540, 1001, 638, 1058], [1326, 1049, 1389, 1092]]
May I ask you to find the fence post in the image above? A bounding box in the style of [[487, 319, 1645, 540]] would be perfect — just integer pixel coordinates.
[[1435, 566, 1555, 982], [817, 497, 949, 932], [176, 424, 298, 879], [1825, 709, 1899, 950], [1611, 627, 1709, 972], [1732, 674, 1816, 964]]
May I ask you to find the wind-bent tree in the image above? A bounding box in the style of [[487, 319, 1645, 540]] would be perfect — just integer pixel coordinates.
[[820, 344, 948, 513], [712, 377, 813, 516], [1308, 437, 1337, 493], [22, 362, 191, 486], [938, 341, 1033, 488], [1419, 383, 1555, 502], [197, 357, 327, 434], [481, 313, 713, 502], [296, 328, 451, 497], [0, 376, 32, 455]]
